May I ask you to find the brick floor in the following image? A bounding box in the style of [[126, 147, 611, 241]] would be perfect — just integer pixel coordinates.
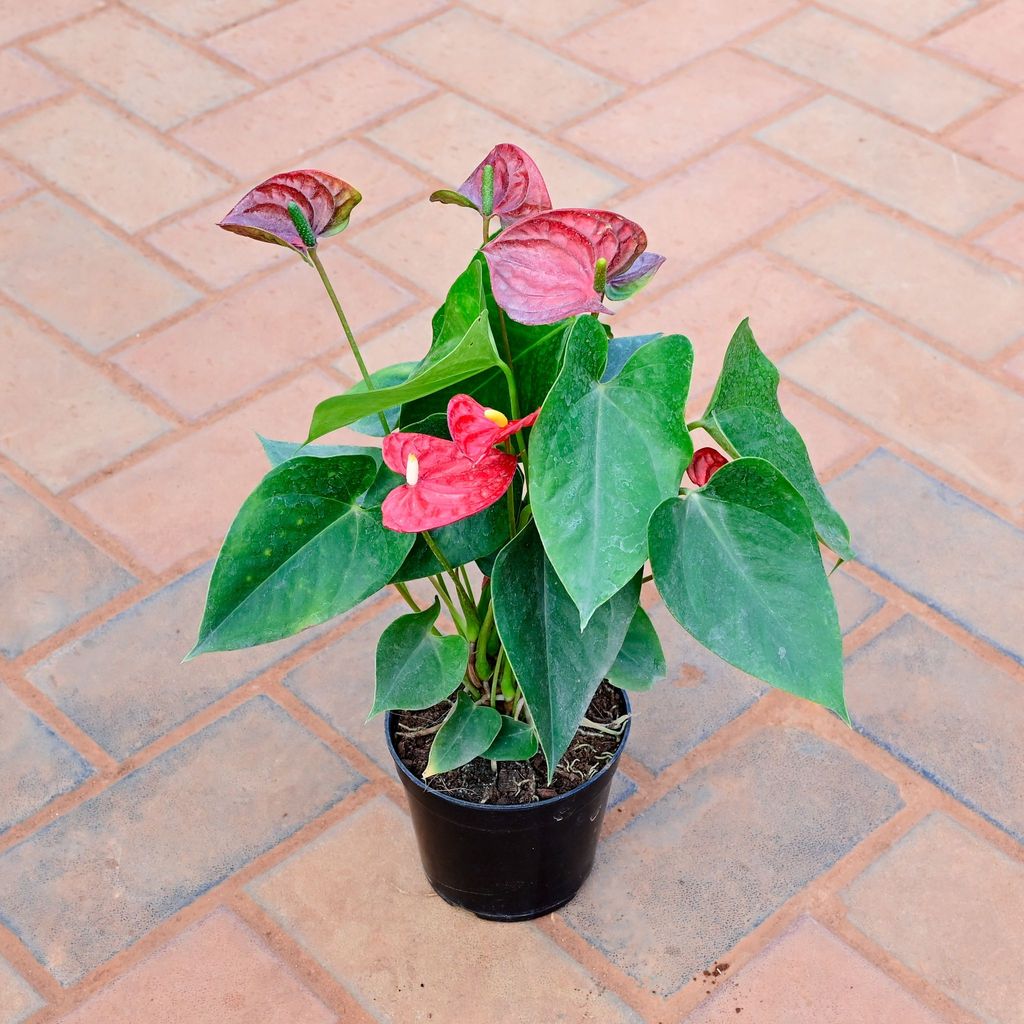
[[1, 2, 1022, 1022]]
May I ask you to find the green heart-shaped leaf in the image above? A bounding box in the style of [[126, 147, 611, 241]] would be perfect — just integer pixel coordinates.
[[700, 319, 853, 560], [601, 332, 663, 382], [307, 260, 502, 442], [258, 435, 382, 468], [370, 599, 469, 718], [482, 715, 539, 761], [607, 605, 666, 692], [492, 523, 640, 780], [424, 692, 502, 778], [190, 454, 414, 656], [529, 316, 693, 626], [649, 457, 846, 719]]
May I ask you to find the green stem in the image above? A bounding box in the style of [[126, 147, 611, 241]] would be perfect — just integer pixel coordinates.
[[423, 531, 477, 617], [475, 602, 495, 682], [495, 309, 521, 420], [429, 575, 464, 634], [309, 248, 390, 436], [393, 582, 421, 612], [490, 647, 504, 708], [499, 657, 516, 704]]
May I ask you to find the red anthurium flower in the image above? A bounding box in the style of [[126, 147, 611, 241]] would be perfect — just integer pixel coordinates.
[[219, 170, 361, 252], [381, 433, 518, 533], [447, 394, 540, 464], [687, 447, 729, 486], [482, 208, 663, 325], [455, 143, 552, 226]]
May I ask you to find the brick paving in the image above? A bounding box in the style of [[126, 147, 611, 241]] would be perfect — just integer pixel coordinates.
[[0, 1, 1021, 1021]]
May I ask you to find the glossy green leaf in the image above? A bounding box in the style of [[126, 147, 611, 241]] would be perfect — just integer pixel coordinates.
[[424, 692, 502, 778], [607, 605, 666, 692], [601, 332, 663, 382], [530, 316, 693, 626], [307, 260, 503, 442], [700, 319, 853, 560], [370, 599, 469, 718], [482, 715, 539, 761], [400, 254, 571, 425], [259, 435, 381, 469], [649, 457, 846, 719], [189, 454, 414, 656], [491, 523, 640, 780], [346, 362, 417, 437]]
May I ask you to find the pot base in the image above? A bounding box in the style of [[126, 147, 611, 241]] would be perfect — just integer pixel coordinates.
[[431, 880, 580, 922], [386, 688, 631, 922]]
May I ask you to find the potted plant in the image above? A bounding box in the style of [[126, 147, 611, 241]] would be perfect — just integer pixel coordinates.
[[189, 144, 853, 921]]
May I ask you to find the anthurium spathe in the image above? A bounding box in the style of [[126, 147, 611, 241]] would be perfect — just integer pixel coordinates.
[[219, 169, 361, 252], [381, 432, 518, 533], [687, 447, 729, 486], [430, 143, 551, 225], [448, 394, 539, 464], [482, 208, 663, 325]]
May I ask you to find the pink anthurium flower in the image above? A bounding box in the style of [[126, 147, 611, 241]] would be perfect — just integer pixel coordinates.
[[457, 143, 552, 225], [482, 208, 663, 325], [381, 433, 518, 533], [687, 447, 729, 487], [219, 170, 361, 252], [431, 144, 552, 226], [447, 394, 540, 464]]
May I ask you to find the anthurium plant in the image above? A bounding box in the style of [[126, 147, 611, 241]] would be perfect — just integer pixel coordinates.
[[190, 145, 853, 787]]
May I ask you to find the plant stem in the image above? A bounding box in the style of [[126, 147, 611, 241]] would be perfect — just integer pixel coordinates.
[[429, 575, 465, 634], [422, 531, 477, 616], [495, 309, 521, 419], [309, 248, 390, 435], [475, 602, 495, 681], [482, 214, 490, 247], [688, 416, 741, 460], [490, 647, 504, 708], [393, 581, 421, 612]]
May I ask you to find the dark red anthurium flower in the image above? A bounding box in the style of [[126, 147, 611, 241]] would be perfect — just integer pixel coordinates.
[[482, 208, 664, 325], [381, 433, 518, 533], [687, 447, 728, 487], [219, 170, 361, 253], [431, 144, 552, 226], [447, 394, 540, 464]]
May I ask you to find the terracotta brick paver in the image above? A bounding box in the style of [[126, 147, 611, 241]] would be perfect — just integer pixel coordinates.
[[0, 3, 1021, 1022]]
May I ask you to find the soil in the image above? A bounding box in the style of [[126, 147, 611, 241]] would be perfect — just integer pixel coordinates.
[[391, 681, 627, 805]]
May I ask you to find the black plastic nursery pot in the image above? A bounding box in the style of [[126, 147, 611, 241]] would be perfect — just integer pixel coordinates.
[[385, 690, 631, 922]]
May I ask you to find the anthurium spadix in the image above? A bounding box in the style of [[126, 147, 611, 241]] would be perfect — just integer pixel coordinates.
[[482, 209, 664, 325], [447, 394, 539, 463], [430, 142, 551, 226], [219, 169, 361, 252]]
